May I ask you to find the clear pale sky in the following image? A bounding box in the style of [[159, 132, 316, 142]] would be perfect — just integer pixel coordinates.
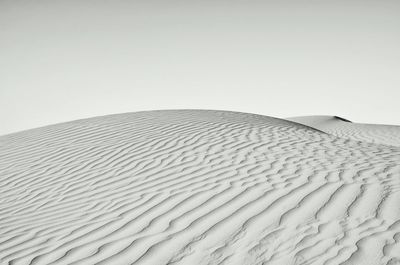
[[1, 0, 399, 135]]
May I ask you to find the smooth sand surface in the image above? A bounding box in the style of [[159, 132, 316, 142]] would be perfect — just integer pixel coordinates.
[[1, 110, 400, 265]]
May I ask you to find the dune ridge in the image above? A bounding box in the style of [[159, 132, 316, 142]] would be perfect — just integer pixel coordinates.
[[288, 115, 400, 147], [0, 110, 400, 265]]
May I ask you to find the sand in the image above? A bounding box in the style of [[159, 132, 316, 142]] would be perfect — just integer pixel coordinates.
[[288, 115, 400, 147], [0, 110, 399, 265]]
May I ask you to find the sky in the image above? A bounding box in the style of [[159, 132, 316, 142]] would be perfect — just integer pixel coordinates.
[[1, 0, 400, 135]]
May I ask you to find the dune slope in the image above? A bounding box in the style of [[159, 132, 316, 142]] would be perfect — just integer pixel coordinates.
[[288, 115, 400, 147], [1, 110, 400, 265]]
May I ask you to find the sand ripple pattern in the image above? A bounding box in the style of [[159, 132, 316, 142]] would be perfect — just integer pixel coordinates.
[[1, 110, 400, 265]]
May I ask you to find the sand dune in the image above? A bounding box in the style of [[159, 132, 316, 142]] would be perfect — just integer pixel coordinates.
[[288, 115, 400, 147], [1, 110, 400, 265]]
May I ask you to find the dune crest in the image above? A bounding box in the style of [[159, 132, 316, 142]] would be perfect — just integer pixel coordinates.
[[1, 110, 400, 265], [288, 115, 400, 147]]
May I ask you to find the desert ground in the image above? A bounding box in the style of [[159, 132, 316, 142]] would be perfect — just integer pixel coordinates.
[[0, 110, 399, 265]]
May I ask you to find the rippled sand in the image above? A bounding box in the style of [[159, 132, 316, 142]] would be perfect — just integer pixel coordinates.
[[1, 110, 399, 265]]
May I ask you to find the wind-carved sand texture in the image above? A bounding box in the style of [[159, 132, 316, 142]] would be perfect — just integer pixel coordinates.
[[288, 116, 400, 147], [1, 110, 400, 265]]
